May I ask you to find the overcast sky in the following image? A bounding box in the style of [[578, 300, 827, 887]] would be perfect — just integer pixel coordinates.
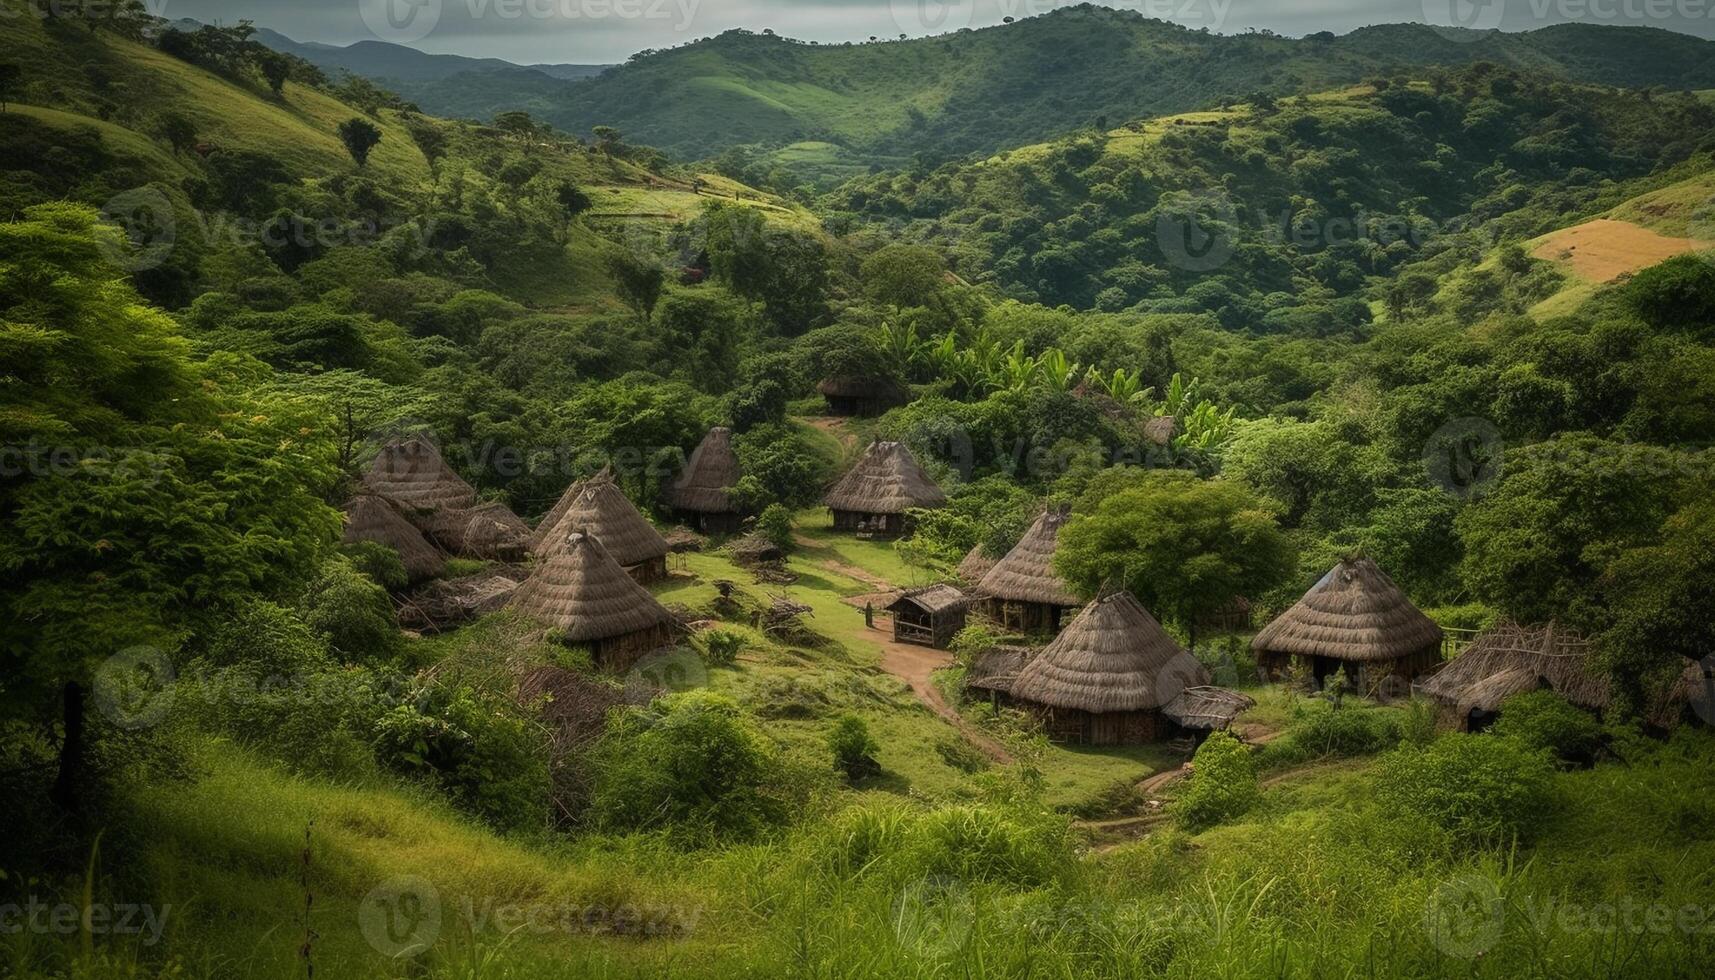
[[160, 0, 1715, 64]]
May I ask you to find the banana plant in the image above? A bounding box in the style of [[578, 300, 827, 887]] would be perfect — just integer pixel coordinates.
[[1036, 348, 1083, 393], [1176, 400, 1239, 451], [1084, 366, 1154, 405], [877, 321, 925, 379], [993, 340, 1039, 393]]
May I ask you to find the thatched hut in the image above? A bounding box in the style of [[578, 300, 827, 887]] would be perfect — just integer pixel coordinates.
[[510, 531, 680, 673], [976, 508, 1082, 634], [540, 480, 670, 584], [1415, 621, 1709, 731], [1009, 591, 1212, 745], [669, 427, 744, 534], [817, 376, 907, 417], [823, 441, 946, 537], [1252, 558, 1443, 694], [886, 584, 969, 649], [957, 544, 997, 588], [529, 466, 612, 555], [362, 437, 478, 546], [454, 501, 531, 562], [341, 494, 444, 583], [965, 645, 1035, 706]]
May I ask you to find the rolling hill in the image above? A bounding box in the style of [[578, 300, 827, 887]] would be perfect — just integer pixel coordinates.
[[537, 5, 1715, 179]]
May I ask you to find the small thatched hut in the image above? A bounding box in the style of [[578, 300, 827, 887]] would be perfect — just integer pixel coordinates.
[[817, 376, 907, 417], [886, 584, 969, 649], [454, 501, 531, 562], [529, 466, 612, 555], [540, 480, 670, 584], [362, 437, 478, 543], [1009, 591, 1212, 745], [669, 427, 744, 534], [976, 508, 1082, 634], [341, 494, 444, 583], [1252, 558, 1443, 694], [965, 645, 1035, 706], [510, 531, 680, 673], [1415, 621, 1709, 731], [823, 441, 946, 537], [957, 544, 997, 587]]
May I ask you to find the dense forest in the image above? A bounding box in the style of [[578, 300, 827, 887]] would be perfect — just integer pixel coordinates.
[[3, 2, 1715, 978]]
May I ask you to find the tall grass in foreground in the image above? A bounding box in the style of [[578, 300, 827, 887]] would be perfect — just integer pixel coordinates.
[[7, 733, 1715, 978]]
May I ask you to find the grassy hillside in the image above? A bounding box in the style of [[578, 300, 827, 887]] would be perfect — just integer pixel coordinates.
[[543, 6, 1715, 182]]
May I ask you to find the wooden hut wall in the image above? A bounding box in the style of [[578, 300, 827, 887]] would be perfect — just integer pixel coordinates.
[[591, 622, 678, 674], [1027, 705, 1162, 746]]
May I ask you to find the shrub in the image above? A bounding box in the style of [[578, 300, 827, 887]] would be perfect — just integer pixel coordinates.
[[298, 556, 399, 661], [828, 714, 881, 781], [1260, 701, 1404, 767], [1176, 730, 1258, 830], [373, 683, 550, 833], [909, 803, 1072, 887], [1492, 690, 1603, 764], [1376, 733, 1556, 846], [756, 504, 795, 552], [949, 624, 1002, 665], [587, 691, 793, 841], [701, 629, 744, 667], [339, 540, 408, 592]]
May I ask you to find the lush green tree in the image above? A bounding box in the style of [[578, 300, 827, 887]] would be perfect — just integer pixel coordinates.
[[1055, 470, 1293, 644], [1598, 495, 1715, 713], [155, 111, 198, 154], [0, 205, 339, 809], [704, 203, 828, 334], [1222, 418, 1374, 530], [861, 243, 947, 309], [1623, 256, 1715, 339], [337, 117, 383, 168], [827, 714, 881, 781], [733, 422, 837, 511], [1456, 434, 1690, 628], [606, 250, 666, 323], [0, 64, 20, 112], [1176, 730, 1257, 830]]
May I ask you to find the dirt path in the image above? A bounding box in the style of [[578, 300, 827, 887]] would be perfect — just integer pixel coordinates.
[[805, 416, 861, 454], [873, 624, 1016, 765]]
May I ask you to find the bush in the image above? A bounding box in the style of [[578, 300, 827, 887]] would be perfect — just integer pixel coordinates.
[[587, 691, 794, 841], [1176, 730, 1258, 830], [298, 556, 399, 661], [828, 714, 881, 781], [373, 683, 550, 833], [1260, 701, 1404, 767], [1492, 690, 1603, 764], [339, 540, 409, 592], [1376, 733, 1556, 846], [701, 629, 744, 667], [756, 504, 795, 552], [909, 803, 1072, 887]]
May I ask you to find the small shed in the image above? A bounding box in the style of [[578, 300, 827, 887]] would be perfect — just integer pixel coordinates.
[[976, 507, 1083, 634], [817, 376, 907, 417], [510, 531, 681, 673], [1252, 558, 1443, 695], [1161, 687, 1256, 737], [886, 584, 969, 649], [453, 501, 531, 563], [823, 441, 947, 537], [668, 426, 745, 534]]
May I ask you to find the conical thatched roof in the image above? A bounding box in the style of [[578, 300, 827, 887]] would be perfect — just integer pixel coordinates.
[[510, 531, 677, 643], [362, 436, 477, 513], [1010, 592, 1209, 712], [669, 427, 740, 514], [529, 466, 613, 555], [540, 479, 669, 568], [977, 508, 1080, 607], [1252, 558, 1442, 663], [456, 501, 531, 561], [823, 441, 946, 515], [342, 494, 445, 582]]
